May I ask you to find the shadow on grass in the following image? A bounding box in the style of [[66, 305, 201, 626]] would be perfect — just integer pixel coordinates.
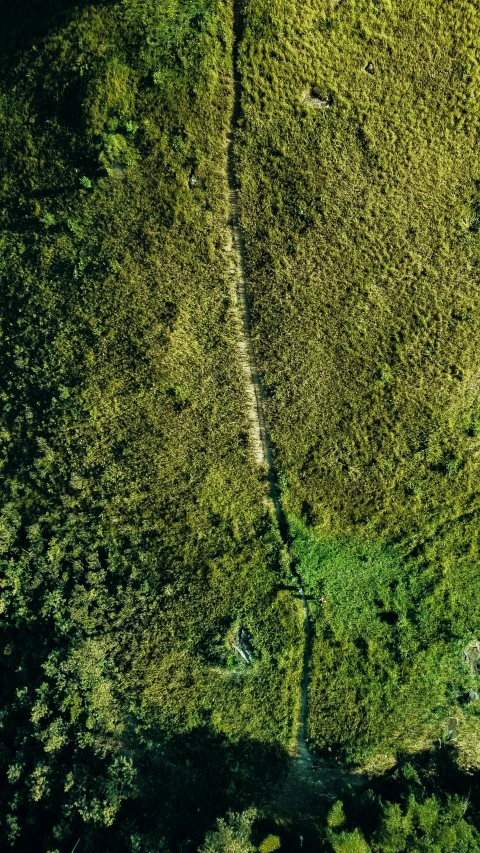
[[8, 713, 480, 852], [263, 744, 480, 853], [342, 744, 480, 843], [91, 727, 289, 853], [0, 0, 114, 57], [8, 725, 289, 852]]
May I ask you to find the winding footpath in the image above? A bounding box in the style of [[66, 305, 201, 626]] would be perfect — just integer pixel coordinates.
[[226, 1, 365, 818]]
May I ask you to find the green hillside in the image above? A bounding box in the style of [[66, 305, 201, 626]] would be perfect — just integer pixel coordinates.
[[0, 1, 300, 849], [238, 0, 480, 759], [2, 0, 480, 850]]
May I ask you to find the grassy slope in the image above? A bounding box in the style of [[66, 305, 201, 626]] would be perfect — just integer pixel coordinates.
[[0, 0, 300, 848], [237, 0, 480, 759]]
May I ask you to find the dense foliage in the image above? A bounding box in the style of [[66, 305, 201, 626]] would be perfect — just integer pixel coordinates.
[[291, 520, 480, 760], [323, 757, 480, 853], [237, 0, 480, 758], [325, 793, 479, 853], [0, 0, 300, 848], [204, 758, 480, 853]]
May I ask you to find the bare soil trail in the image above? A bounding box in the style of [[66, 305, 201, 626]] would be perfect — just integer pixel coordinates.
[[226, 7, 282, 519], [226, 0, 365, 822]]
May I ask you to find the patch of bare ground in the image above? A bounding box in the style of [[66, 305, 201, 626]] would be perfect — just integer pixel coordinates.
[[302, 85, 332, 108]]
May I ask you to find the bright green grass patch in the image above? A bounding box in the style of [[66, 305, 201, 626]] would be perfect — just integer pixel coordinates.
[[238, 0, 480, 539], [290, 518, 480, 761]]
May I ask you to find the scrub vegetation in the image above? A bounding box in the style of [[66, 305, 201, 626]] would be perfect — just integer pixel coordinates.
[[237, 0, 480, 762], [203, 755, 480, 853], [291, 520, 480, 761], [3, 0, 480, 849], [0, 0, 301, 849]]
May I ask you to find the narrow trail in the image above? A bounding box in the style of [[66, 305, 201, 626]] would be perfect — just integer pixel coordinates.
[[226, 0, 309, 758], [226, 8, 283, 529], [226, 0, 365, 820]]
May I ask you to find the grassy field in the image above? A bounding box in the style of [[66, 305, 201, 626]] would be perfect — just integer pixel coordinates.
[[0, 1, 301, 848], [237, 0, 480, 759], [4, 0, 480, 848]]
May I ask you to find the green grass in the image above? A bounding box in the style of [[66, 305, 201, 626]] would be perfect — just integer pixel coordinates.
[[4, 0, 480, 847], [291, 518, 480, 759], [238, 0, 480, 538], [237, 0, 480, 760]]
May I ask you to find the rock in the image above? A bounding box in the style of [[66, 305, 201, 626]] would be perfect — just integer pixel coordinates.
[[302, 86, 332, 108], [231, 625, 254, 663], [445, 717, 459, 740], [468, 689, 479, 703], [463, 640, 480, 674], [239, 626, 254, 660], [111, 163, 126, 180], [188, 173, 198, 188], [365, 62, 375, 75]]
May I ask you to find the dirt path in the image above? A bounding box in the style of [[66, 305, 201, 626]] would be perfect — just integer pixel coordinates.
[[226, 8, 284, 525], [226, 0, 365, 820], [226, 0, 312, 764]]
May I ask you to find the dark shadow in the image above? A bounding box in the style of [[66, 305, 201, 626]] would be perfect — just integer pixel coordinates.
[[15, 728, 480, 853], [301, 500, 315, 527], [273, 746, 480, 853], [129, 728, 289, 850], [8, 723, 290, 852], [252, 816, 312, 853], [378, 611, 399, 625], [343, 745, 480, 841], [0, 0, 115, 60]]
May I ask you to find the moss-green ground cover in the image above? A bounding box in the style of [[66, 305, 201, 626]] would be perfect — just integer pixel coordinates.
[[237, 0, 480, 758]]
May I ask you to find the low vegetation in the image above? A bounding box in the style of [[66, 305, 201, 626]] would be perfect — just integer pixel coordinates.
[[291, 519, 480, 760], [0, 0, 300, 848], [3, 0, 480, 848], [237, 0, 480, 760]]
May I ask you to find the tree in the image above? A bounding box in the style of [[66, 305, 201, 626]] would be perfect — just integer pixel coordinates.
[[200, 810, 257, 853]]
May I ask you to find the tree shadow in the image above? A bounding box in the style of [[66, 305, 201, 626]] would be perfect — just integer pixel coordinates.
[[8, 724, 290, 852], [124, 739, 480, 853], [342, 744, 480, 842], [0, 0, 114, 59], [9, 716, 480, 852], [94, 726, 290, 853]]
